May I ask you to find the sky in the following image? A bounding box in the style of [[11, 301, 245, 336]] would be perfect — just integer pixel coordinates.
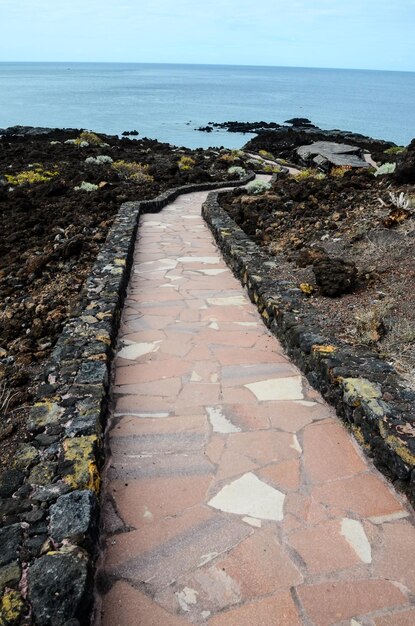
[[0, 0, 414, 71]]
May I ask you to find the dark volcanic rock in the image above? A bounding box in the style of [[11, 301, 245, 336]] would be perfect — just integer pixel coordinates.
[[313, 256, 358, 297], [28, 551, 90, 625], [285, 117, 315, 127], [50, 490, 98, 544], [0, 524, 22, 566], [0, 469, 25, 498], [394, 138, 415, 183]]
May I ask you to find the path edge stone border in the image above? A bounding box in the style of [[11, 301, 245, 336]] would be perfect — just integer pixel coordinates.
[[0, 174, 254, 626], [202, 190, 415, 507]]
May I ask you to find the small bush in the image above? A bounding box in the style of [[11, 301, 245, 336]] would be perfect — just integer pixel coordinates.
[[295, 168, 325, 180], [330, 166, 350, 177], [245, 179, 272, 195], [219, 150, 244, 164], [178, 155, 196, 171], [112, 160, 154, 182], [5, 166, 58, 186], [246, 159, 264, 170], [374, 162, 396, 177], [76, 131, 105, 146], [355, 303, 391, 344], [85, 155, 113, 165], [389, 191, 410, 209], [228, 166, 246, 179], [384, 146, 406, 155], [258, 149, 275, 160], [263, 164, 281, 174], [74, 181, 99, 192]]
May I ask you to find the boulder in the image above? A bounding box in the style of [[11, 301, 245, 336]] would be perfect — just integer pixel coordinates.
[[394, 138, 415, 183], [313, 256, 358, 297]]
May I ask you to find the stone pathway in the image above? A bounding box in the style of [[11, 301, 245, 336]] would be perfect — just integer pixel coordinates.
[[96, 190, 415, 626]]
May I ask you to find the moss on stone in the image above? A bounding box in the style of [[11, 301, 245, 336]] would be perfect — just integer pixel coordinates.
[[28, 462, 57, 486], [12, 444, 39, 471], [29, 401, 64, 431], [0, 563, 20, 593]]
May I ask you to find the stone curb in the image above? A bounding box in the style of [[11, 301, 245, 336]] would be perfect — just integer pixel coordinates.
[[0, 173, 254, 626], [202, 190, 415, 506]]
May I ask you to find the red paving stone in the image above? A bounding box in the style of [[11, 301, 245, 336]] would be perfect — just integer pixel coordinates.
[[96, 190, 414, 626]]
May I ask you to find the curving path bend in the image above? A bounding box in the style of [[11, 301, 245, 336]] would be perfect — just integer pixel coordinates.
[[96, 188, 414, 626]]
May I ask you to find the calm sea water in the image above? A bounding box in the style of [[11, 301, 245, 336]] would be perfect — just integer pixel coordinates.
[[0, 63, 414, 149]]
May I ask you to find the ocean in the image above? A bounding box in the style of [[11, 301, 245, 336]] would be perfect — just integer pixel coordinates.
[[0, 63, 414, 149]]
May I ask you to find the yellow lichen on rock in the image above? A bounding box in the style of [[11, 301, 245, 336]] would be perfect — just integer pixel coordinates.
[[96, 331, 111, 345], [379, 421, 415, 467], [0, 591, 24, 626], [299, 282, 315, 295], [342, 377, 384, 417], [63, 436, 101, 492], [312, 345, 336, 354]]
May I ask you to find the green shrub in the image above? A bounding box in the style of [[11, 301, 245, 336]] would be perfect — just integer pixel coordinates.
[[263, 164, 281, 174], [259, 149, 275, 160], [219, 150, 243, 164], [330, 166, 351, 177], [85, 155, 113, 165], [74, 181, 99, 192], [75, 131, 105, 146], [384, 146, 406, 155], [295, 168, 325, 180], [112, 160, 154, 182], [227, 166, 246, 179], [178, 155, 196, 171], [5, 166, 58, 186], [374, 162, 396, 177], [245, 179, 272, 195]]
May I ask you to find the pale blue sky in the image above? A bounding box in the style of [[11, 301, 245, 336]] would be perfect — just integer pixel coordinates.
[[0, 0, 414, 71]]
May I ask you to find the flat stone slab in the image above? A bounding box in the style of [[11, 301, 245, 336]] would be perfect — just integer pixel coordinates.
[[97, 190, 414, 626]]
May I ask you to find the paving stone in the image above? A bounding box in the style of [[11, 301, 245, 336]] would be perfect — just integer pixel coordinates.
[[298, 579, 408, 626], [208, 591, 302, 626], [110, 474, 213, 527], [108, 515, 252, 595], [373, 521, 415, 592], [101, 581, 188, 626], [311, 473, 406, 518], [303, 420, 367, 482], [288, 519, 371, 573], [258, 459, 301, 491]]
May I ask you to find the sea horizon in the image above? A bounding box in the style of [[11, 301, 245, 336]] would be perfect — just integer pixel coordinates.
[[2, 61, 415, 74]]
